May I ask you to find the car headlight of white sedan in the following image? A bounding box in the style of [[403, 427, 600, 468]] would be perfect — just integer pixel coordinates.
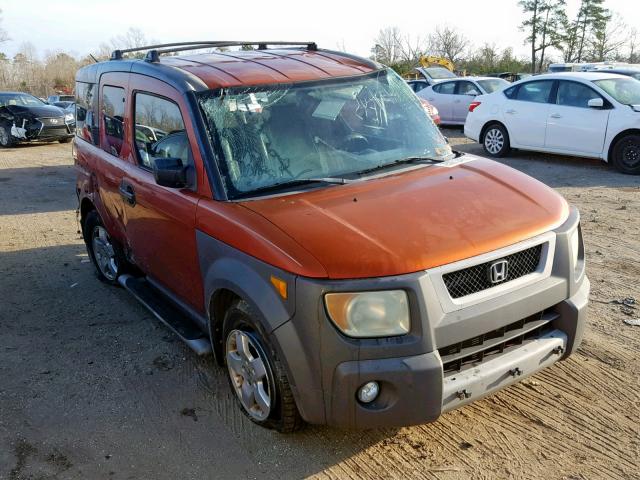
[[325, 290, 410, 338]]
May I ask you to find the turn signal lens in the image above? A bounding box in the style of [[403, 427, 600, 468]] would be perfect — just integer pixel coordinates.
[[270, 275, 287, 299]]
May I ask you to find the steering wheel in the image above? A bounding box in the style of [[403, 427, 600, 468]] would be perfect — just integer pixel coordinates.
[[340, 133, 369, 153]]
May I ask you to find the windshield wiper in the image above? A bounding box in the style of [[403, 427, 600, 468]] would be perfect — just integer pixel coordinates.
[[237, 177, 353, 198], [355, 156, 445, 176]]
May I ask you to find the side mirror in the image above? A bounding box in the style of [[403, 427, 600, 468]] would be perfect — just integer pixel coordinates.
[[588, 97, 604, 108], [153, 157, 188, 188]]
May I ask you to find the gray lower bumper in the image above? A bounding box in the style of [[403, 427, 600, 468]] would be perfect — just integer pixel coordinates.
[[441, 329, 566, 412]]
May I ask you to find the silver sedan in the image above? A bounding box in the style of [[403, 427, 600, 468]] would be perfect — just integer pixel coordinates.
[[417, 77, 509, 125]]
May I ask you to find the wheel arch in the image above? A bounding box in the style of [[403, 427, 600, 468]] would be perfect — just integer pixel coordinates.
[[79, 197, 96, 240], [480, 120, 511, 146], [606, 128, 640, 164]]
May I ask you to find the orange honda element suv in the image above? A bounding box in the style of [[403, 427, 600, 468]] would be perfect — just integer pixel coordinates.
[[74, 41, 589, 432]]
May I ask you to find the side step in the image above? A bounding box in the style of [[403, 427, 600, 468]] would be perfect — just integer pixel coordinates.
[[118, 274, 212, 356]]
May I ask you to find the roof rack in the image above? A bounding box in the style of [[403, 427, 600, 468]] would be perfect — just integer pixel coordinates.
[[110, 41, 318, 62]]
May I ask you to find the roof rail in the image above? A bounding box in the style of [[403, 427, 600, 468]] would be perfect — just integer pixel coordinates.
[[110, 41, 318, 62]]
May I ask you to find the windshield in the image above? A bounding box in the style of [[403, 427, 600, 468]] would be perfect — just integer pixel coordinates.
[[198, 69, 452, 198], [593, 78, 640, 105], [0, 93, 45, 107], [425, 67, 457, 80], [478, 78, 509, 93]]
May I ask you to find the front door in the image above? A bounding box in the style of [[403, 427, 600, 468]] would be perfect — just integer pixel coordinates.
[[544, 80, 611, 156], [120, 75, 205, 312]]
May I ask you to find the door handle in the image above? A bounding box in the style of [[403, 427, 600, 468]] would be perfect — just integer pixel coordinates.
[[505, 109, 516, 114], [119, 181, 136, 206], [550, 113, 562, 119], [454, 100, 461, 103], [427, 97, 435, 101]]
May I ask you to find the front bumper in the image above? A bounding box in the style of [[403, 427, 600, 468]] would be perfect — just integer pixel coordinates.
[[271, 208, 589, 428], [11, 118, 75, 141]]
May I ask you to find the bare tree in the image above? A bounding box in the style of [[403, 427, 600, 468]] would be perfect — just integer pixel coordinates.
[[588, 13, 627, 62], [427, 26, 469, 64], [628, 28, 639, 63], [371, 27, 403, 65], [111, 27, 148, 50], [0, 8, 9, 44]]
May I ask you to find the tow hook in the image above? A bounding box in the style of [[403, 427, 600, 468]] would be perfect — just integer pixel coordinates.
[[509, 367, 523, 377], [456, 389, 471, 400], [552, 346, 565, 355]]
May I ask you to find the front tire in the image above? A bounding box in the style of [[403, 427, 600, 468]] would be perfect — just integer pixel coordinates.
[[611, 134, 640, 175], [482, 123, 511, 157], [223, 300, 302, 433], [0, 125, 15, 148]]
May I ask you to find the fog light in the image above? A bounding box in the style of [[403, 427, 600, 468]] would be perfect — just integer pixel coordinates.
[[357, 381, 380, 403]]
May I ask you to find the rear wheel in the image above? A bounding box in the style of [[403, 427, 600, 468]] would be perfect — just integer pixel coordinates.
[[611, 134, 640, 175], [223, 300, 302, 433], [0, 126, 15, 148], [83, 210, 126, 284], [482, 123, 510, 157]]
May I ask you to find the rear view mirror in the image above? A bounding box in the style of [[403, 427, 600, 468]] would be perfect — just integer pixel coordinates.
[[153, 157, 188, 188], [588, 98, 604, 108]]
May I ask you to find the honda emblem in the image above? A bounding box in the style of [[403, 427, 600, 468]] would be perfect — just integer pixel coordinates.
[[488, 259, 509, 284]]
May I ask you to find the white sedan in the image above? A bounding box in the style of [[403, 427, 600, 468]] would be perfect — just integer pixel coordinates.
[[464, 72, 640, 174], [417, 77, 509, 125]]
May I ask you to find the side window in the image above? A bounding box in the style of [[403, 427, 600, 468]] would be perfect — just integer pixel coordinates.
[[101, 86, 125, 156], [515, 81, 554, 103], [433, 82, 456, 95], [503, 85, 517, 99], [556, 81, 602, 108], [134, 92, 192, 171], [75, 81, 98, 145], [414, 81, 428, 93], [457, 81, 480, 95]]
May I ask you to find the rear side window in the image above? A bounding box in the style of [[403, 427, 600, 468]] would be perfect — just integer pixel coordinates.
[[75, 82, 98, 145], [134, 92, 192, 170], [433, 82, 456, 94], [503, 85, 517, 99], [556, 81, 602, 108], [515, 81, 554, 103], [101, 86, 125, 157], [457, 81, 480, 95]]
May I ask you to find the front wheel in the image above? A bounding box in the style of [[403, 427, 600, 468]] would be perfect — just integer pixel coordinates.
[[482, 124, 511, 157], [612, 134, 640, 175], [223, 300, 302, 433], [0, 125, 15, 148]]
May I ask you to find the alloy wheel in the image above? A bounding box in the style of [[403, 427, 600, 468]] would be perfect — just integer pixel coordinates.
[[485, 128, 504, 155], [226, 329, 272, 421], [91, 225, 118, 281]]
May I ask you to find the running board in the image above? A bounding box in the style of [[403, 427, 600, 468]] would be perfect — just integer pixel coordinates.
[[118, 274, 212, 356]]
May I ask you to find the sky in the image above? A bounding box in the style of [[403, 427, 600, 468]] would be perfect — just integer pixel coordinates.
[[1, 0, 638, 61]]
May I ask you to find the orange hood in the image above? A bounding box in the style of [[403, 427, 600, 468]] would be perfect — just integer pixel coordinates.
[[240, 156, 569, 279]]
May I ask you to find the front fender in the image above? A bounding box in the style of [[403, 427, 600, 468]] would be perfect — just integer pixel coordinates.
[[196, 230, 296, 332]]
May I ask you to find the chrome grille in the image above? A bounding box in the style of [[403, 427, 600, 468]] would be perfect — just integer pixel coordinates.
[[38, 117, 65, 126], [443, 244, 543, 299], [439, 311, 557, 374]]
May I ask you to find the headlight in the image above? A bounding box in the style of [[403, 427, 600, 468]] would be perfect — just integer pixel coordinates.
[[324, 290, 410, 338], [64, 113, 74, 122]]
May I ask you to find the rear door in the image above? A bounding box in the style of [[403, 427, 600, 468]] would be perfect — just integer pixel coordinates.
[[453, 81, 481, 123], [419, 81, 456, 122], [502, 79, 555, 147], [120, 74, 205, 312], [544, 80, 610, 156], [92, 73, 130, 244]]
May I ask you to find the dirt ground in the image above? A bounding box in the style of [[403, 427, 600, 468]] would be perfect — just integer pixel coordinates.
[[1, 130, 639, 480]]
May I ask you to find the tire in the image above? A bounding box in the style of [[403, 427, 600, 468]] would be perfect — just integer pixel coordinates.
[[482, 123, 511, 158], [611, 134, 640, 175], [59, 137, 73, 144], [223, 300, 303, 433], [0, 125, 15, 148], [83, 210, 126, 285]]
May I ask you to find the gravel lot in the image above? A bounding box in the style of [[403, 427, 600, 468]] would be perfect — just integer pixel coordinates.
[[1, 131, 639, 480]]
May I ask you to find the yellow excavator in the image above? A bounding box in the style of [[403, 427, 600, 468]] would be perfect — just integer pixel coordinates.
[[419, 56, 455, 72], [403, 56, 459, 83]]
